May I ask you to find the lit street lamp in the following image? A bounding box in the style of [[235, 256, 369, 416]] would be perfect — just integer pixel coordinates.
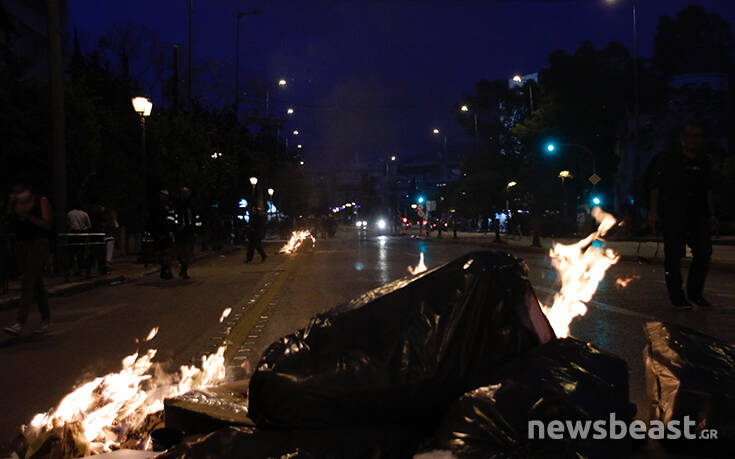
[[267, 188, 274, 197], [297, 144, 302, 149], [299, 160, 304, 166], [287, 107, 294, 115], [432, 128, 447, 156], [292, 130, 299, 135], [511, 74, 534, 112], [278, 79, 287, 86], [132, 96, 152, 221], [249, 176, 258, 193], [459, 104, 479, 153]]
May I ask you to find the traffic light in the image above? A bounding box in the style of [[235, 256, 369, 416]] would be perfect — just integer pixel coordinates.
[[417, 196, 425, 204], [591, 195, 602, 206], [545, 143, 555, 153]]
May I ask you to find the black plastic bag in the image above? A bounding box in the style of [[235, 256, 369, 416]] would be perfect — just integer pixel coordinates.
[[644, 321, 735, 454], [156, 425, 417, 459], [421, 338, 632, 459], [249, 251, 554, 429]]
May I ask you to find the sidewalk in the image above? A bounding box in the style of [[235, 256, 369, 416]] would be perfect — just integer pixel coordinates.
[[0, 245, 242, 310], [413, 231, 735, 270]]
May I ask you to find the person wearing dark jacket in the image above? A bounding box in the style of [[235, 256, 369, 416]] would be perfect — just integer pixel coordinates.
[[245, 206, 267, 263], [173, 187, 200, 279], [649, 122, 716, 309], [152, 190, 176, 280], [4, 180, 54, 335]]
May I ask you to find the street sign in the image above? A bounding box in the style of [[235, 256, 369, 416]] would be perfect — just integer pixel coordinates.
[[426, 200, 437, 212], [417, 205, 425, 218], [588, 173, 601, 185]]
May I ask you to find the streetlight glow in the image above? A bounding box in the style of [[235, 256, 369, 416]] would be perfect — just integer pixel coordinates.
[[433, 128, 440, 135], [592, 196, 602, 206], [278, 79, 287, 86], [267, 188, 274, 197], [299, 161, 304, 165], [390, 155, 396, 161], [460, 105, 469, 112], [287, 108, 294, 114], [249, 176, 258, 186], [546, 143, 555, 153], [558, 170, 572, 179], [293, 130, 299, 135], [131, 97, 152, 116], [297, 144, 302, 149], [507, 181, 517, 188], [513, 75, 522, 83]]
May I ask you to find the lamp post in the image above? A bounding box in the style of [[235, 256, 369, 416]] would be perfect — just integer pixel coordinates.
[[132, 97, 152, 232], [544, 142, 598, 186], [265, 79, 287, 117], [432, 128, 447, 156], [512, 74, 534, 113], [460, 105, 479, 154], [235, 9, 263, 113]]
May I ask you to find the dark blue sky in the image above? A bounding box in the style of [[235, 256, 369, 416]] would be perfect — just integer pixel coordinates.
[[69, 0, 735, 168]]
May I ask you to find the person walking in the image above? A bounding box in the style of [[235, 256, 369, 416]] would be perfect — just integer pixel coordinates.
[[4, 180, 54, 335], [173, 186, 199, 279], [649, 122, 716, 310], [245, 206, 267, 263]]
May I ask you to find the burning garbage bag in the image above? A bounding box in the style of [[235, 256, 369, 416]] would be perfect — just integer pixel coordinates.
[[249, 251, 555, 429], [644, 321, 735, 452], [420, 338, 633, 458]]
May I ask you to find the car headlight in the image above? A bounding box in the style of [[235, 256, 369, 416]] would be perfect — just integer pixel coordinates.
[[377, 219, 386, 230]]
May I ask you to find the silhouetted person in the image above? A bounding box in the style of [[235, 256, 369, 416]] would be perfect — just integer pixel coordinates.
[[4, 180, 54, 335], [173, 187, 198, 279], [245, 206, 267, 263], [649, 122, 716, 309], [152, 190, 176, 279]]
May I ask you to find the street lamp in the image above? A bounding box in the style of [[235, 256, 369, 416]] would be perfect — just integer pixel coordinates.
[[511, 74, 534, 112], [132, 96, 152, 220], [544, 142, 597, 184], [297, 144, 302, 149], [506, 181, 517, 189], [278, 79, 287, 86], [267, 188, 274, 197], [433, 128, 440, 134], [459, 104, 479, 153], [249, 176, 258, 193], [512, 74, 522, 83], [293, 130, 299, 135], [287, 107, 294, 115], [432, 128, 447, 156], [390, 155, 396, 161], [299, 161, 304, 166]]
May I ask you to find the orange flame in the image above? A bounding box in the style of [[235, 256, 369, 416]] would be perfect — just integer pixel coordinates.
[[541, 208, 620, 338], [279, 230, 315, 254], [408, 252, 428, 275], [23, 310, 231, 453], [615, 275, 640, 288]]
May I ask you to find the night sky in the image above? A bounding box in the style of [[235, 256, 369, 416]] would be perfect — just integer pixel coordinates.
[[69, 0, 735, 169]]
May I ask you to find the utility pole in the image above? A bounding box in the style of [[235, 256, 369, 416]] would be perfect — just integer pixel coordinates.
[[46, 0, 66, 231], [187, 0, 193, 105]]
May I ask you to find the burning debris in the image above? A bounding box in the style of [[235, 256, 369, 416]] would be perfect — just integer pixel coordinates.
[[219, 307, 232, 323], [541, 207, 620, 338], [616, 275, 640, 288], [18, 313, 231, 456], [279, 230, 315, 254], [407, 252, 428, 275]]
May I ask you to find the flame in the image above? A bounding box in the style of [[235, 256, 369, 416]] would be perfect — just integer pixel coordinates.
[[23, 340, 227, 453], [615, 275, 639, 288], [541, 207, 620, 338], [144, 327, 158, 342], [408, 252, 428, 275], [219, 307, 232, 323], [279, 230, 316, 254]]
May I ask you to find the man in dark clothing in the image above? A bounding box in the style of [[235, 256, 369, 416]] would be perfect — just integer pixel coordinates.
[[173, 187, 200, 279], [152, 190, 176, 279], [649, 122, 716, 309], [245, 206, 267, 263]]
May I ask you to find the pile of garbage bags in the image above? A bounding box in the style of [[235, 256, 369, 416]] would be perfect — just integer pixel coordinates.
[[163, 251, 633, 458], [644, 321, 735, 455]]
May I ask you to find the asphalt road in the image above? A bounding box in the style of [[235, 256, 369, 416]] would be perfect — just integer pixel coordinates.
[[1, 231, 734, 454]]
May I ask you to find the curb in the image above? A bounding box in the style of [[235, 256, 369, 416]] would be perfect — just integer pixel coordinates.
[[0, 247, 243, 311], [417, 235, 735, 273]]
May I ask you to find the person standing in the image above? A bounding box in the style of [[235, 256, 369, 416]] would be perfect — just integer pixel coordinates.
[[4, 180, 54, 335], [173, 186, 199, 279], [66, 205, 92, 277], [152, 190, 176, 280], [245, 206, 267, 263], [649, 122, 716, 309]]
